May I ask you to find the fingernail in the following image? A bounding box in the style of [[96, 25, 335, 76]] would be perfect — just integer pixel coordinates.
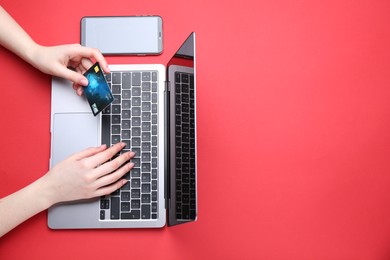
[[121, 142, 127, 147], [128, 162, 135, 168], [80, 78, 88, 86]]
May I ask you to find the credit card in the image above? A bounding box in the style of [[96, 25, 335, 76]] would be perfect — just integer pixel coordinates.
[[83, 62, 113, 116]]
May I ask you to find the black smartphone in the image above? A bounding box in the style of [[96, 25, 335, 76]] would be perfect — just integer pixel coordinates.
[[81, 16, 163, 55]]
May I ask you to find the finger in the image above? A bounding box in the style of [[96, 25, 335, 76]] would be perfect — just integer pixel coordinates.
[[95, 151, 135, 179], [56, 64, 89, 86], [94, 162, 133, 195], [71, 82, 84, 96], [68, 144, 107, 161], [95, 162, 134, 189], [77, 86, 84, 96], [83, 142, 126, 168], [74, 45, 110, 73], [80, 57, 93, 72], [95, 179, 128, 197]]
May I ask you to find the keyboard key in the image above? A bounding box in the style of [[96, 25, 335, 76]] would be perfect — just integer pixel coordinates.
[[112, 72, 121, 84], [131, 168, 141, 178], [132, 107, 141, 116], [132, 72, 141, 86], [152, 82, 158, 92], [122, 99, 131, 109], [100, 199, 110, 209], [133, 97, 141, 106], [152, 72, 157, 82], [122, 90, 131, 99], [112, 105, 121, 114], [131, 178, 140, 188], [131, 189, 141, 198], [142, 102, 151, 112], [122, 110, 131, 119], [122, 72, 131, 88], [152, 191, 158, 201], [141, 205, 151, 219], [142, 72, 151, 81], [152, 180, 157, 190], [152, 93, 158, 103], [142, 163, 151, 172], [121, 202, 130, 211], [101, 115, 110, 146], [111, 135, 120, 144], [142, 112, 151, 121], [142, 142, 151, 151], [122, 120, 131, 129], [110, 197, 120, 219], [152, 202, 158, 212], [142, 173, 151, 182], [121, 210, 140, 219], [142, 82, 151, 91], [142, 122, 151, 131], [132, 127, 141, 137], [142, 92, 151, 101], [112, 84, 121, 94], [141, 193, 150, 203], [131, 199, 141, 209], [142, 153, 151, 162], [152, 169, 157, 179], [113, 95, 121, 104], [142, 132, 151, 141], [142, 184, 151, 193], [132, 87, 141, 96], [132, 117, 141, 126], [132, 137, 141, 146], [122, 130, 130, 139], [121, 192, 130, 201]]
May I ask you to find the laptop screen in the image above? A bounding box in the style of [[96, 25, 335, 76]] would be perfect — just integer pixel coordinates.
[[166, 33, 197, 226]]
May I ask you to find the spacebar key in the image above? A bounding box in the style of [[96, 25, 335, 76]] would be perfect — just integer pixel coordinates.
[[110, 197, 120, 219], [102, 115, 111, 146]]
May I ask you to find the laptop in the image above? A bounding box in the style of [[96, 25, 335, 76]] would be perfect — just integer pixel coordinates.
[[48, 32, 197, 228]]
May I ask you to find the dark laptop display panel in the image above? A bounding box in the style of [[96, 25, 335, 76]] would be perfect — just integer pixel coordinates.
[[167, 33, 197, 226]]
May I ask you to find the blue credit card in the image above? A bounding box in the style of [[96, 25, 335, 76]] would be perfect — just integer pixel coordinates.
[[83, 62, 113, 116]]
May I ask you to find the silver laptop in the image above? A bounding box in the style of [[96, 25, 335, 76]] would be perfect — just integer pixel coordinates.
[[48, 33, 197, 228]]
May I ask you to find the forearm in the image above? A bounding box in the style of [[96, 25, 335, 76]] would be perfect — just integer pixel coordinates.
[[0, 176, 54, 238], [0, 6, 40, 65]]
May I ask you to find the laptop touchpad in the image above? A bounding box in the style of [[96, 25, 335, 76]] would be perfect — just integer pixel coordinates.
[[51, 113, 99, 167]]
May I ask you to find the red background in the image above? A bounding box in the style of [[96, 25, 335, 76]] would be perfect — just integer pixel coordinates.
[[1, 0, 390, 259]]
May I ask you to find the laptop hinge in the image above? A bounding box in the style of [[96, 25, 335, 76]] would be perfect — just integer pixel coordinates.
[[164, 81, 170, 210], [164, 80, 171, 92]]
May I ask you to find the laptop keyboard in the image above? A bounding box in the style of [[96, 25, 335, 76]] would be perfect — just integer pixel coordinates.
[[99, 70, 159, 221], [174, 72, 197, 220]]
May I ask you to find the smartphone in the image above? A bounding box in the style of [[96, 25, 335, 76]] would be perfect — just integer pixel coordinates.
[[81, 16, 163, 55]]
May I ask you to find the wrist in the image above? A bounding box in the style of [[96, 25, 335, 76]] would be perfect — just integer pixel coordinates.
[[30, 174, 59, 210], [23, 42, 43, 68]]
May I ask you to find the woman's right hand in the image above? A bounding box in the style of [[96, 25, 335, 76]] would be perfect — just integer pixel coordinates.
[[42, 142, 134, 205]]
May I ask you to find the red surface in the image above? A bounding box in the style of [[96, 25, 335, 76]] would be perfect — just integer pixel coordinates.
[[1, 0, 390, 259]]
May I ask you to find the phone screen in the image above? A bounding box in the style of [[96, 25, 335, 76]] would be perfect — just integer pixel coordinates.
[[81, 16, 163, 55]]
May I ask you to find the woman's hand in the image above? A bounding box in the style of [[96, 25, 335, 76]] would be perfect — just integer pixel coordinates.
[[31, 44, 110, 96], [43, 142, 134, 204]]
